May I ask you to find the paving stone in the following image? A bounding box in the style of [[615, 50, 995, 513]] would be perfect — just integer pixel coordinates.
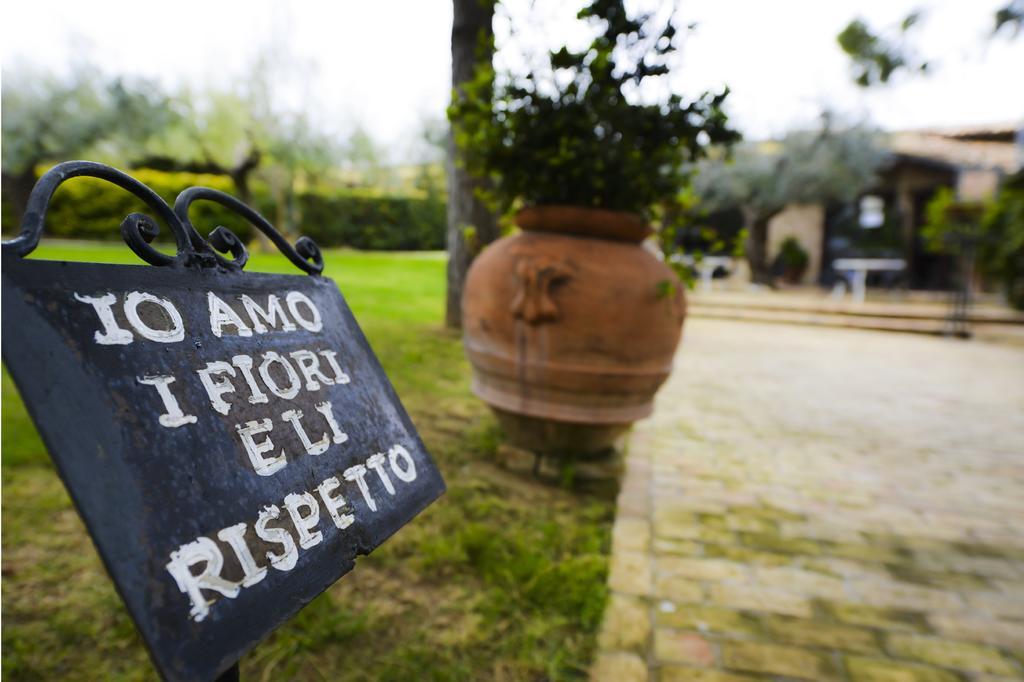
[[653, 509, 698, 530], [591, 652, 648, 682], [659, 666, 759, 682], [598, 594, 651, 654], [703, 544, 794, 566], [730, 504, 806, 523], [652, 538, 703, 557], [806, 557, 893, 581], [654, 520, 701, 541], [845, 656, 963, 682], [721, 641, 837, 680], [698, 527, 739, 545], [619, 493, 651, 518], [851, 580, 964, 612], [709, 583, 813, 618], [928, 614, 1024, 651], [653, 630, 716, 667], [754, 566, 848, 599], [653, 575, 705, 603], [828, 542, 907, 564], [885, 634, 1019, 676], [659, 497, 730, 514], [722, 513, 779, 534], [655, 604, 761, 637], [967, 592, 1024, 620], [614, 518, 652, 553], [761, 615, 882, 654], [781, 520, 865, 544], [914, 553, 1021, 581], [886, 564, 991, 590], [826, 603, 930, 632], [656, 557, 749, 582], [697, 514, 732, 531], [738, 532, 823, 556], [992, 579, 1024, 595], [610, 551, 653, 597]]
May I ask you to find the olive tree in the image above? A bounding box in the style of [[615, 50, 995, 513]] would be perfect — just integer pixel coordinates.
[[693, 120, 885, 285], [141, 53, 339, 245], [142, 87, 267, 207], [261, 111, 339, 236], [2, 65, 172, 223]]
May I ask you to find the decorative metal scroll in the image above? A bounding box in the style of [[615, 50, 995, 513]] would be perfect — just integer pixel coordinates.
[[2, 160, 324, 275]]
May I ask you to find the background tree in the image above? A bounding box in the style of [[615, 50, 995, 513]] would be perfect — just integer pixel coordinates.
[[143, 87, 266, 208], [979, 171, 1024, 309], [139, 49, 342, 247], [693, 119, 884, 285], [838, 1, 1022, 86], [406, 115, 448, 199], [922, 172, 1024, 310], [836, 12, 929, 87], [261, 111, 339, 236], [995, 0, 1024, 35], [340, 125, 392, 189], [1, 65, 172, 223], [446, 0, 499, 329]]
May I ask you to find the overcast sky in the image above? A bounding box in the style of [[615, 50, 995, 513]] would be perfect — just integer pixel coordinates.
[[2, 0, 1021, 155]]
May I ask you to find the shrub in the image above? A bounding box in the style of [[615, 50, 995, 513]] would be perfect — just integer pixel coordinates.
[[778, 236, 810, 270], [448, 0, 737, 217], [3, 168, 446, 251], [298, 190, 446, 251], [923, 176, 1024, 310], [3, 169, 245, 243], [980, 172, 1024, 309]]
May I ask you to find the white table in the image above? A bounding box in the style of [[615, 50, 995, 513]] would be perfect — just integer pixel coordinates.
[[831, 258, 906, 303], [670, 255, 734, 292]]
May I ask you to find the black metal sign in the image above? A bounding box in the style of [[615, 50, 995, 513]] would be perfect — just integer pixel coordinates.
[[1, 162, 445, 682]]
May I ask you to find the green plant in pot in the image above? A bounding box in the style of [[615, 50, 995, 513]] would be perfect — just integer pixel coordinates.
[[450, 0, 738, 458], [776, 236, 810, 284], [450, 0, 737, 217]]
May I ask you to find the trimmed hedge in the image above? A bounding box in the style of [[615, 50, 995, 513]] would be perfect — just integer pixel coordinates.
[[3, 168, 446, 251], [298, 191, 445, 251]]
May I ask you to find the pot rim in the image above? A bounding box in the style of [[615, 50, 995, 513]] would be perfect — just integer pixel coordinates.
[[515, 204, 652, 243]]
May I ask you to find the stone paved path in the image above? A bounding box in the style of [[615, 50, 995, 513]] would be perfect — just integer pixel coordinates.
[[593, 319, 1024, 682]]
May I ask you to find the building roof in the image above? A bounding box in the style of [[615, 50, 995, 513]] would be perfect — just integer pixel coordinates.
[[923, 121, 1022, 143], [888, 123, 1022, 174]]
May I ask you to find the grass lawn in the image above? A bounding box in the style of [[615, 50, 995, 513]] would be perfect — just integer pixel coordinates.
[[1, 242, 613, 681]]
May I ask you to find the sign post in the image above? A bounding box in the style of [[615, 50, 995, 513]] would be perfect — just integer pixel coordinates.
[[1, 161, 446, 681]]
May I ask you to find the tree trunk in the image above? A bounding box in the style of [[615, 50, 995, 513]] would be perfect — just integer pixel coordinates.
[[895, 179, 916, 287], [743, 209, 775, 286], [2, 166, 39, 228], [446, 0, 498, 329], [229, 148, 271, 252]]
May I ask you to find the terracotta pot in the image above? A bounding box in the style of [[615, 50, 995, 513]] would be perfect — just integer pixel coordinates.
[[782, 263, 807, 285], [462, 205, 686, 455]]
